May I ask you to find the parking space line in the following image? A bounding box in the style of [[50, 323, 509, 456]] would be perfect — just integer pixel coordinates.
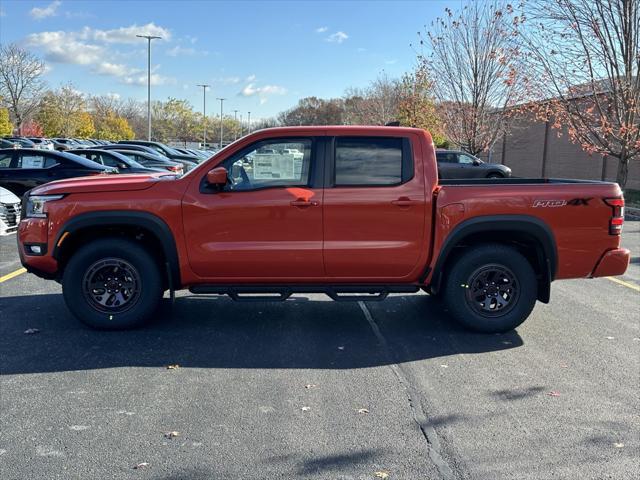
[[606, 276, 640, 292], [0, 268, 26, 283]]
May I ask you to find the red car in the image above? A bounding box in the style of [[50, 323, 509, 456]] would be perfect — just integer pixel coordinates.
[[18, 126, 629, 332]]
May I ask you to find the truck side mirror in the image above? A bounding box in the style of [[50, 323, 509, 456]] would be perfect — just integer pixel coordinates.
[[206, 166, 228, 187]]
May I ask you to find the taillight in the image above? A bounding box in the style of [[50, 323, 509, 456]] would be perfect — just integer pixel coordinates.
[[167, 165, 183, 174], [604, 197, 625, 235]]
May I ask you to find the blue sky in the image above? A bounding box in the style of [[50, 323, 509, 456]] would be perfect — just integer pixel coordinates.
[[0, 0, 456, 119]]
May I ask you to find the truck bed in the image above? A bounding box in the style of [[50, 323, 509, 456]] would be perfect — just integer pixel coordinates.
[[438, 178, 613, 186]]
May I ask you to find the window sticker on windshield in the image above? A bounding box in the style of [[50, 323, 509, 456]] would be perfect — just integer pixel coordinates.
[[253, 154, 301, 180]]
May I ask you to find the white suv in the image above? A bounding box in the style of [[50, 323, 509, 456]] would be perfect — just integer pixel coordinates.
[[0, 187, 21, 235]]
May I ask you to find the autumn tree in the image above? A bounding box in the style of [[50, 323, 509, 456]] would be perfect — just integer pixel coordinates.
[[74, 111, 95, 138], [520, 0, 639, 188], [0, 44, 46, 130], [343, 73, 402, 125], [397, 70, 447, 146], [95, 115, 134, 140], [278, 97, 344, 125], [418, 2, 524, 155], [0, 108, 13, 136]]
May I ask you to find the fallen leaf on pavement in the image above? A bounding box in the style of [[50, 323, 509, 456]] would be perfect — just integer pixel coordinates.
[[374, 471, 390, 479], [24, 328, 40, 335], [357, 408, 370, 414], [605, 336, 615, 340], [301, 406, 311, 412], [547, 391, 560, 397], [440, 364, 448, 368], [164, 431, 180, 439], [614, 442, 625, 448], [304, 384, 317, 389], [166, 365, 180, 370], [133, 462, 149, 469], [337, 346, 345, 350]]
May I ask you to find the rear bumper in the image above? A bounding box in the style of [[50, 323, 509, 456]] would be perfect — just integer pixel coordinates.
[[591, 248, 630, 277]]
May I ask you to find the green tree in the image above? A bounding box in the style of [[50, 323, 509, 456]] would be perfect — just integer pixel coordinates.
[[36, 91, 63, 137], [0, 108, 13, 136]]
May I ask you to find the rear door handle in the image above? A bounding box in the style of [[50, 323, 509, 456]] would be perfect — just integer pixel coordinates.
[[290, 199, 319, 207], [392, 197, 420, 207]]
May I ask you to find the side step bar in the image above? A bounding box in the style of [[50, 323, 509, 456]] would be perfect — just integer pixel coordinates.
[[188, 284, 420, 302]]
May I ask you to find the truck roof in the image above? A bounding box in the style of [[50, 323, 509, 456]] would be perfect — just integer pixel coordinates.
[[253, 125, 430, 136]]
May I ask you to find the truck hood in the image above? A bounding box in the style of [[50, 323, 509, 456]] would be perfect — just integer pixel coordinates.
[[31, 172, 177, 195]]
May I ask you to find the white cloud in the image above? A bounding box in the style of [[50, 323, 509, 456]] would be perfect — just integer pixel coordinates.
[[26, 23, 174, 85], [240, 83, 287, 103], [213, 76, 241, 85], [30, 1, 61, 20], [245, 74, 256, 82], [315, 26, 328, 33], [94, 62, 140, 77], [166, 45, 196, 57], [327, 31, 348, 44], [106, 92, 121, 99], [122, 73, 175, 86]]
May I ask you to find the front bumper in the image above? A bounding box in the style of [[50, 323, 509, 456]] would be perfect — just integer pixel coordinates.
[[18, 218, 59, 279], [591, 248, 630, 277]]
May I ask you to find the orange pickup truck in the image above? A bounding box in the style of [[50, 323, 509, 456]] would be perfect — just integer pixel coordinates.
[[18, 126, 629, 332]]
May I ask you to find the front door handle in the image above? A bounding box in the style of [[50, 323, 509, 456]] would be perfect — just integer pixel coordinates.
[[290, 199, 319, 207], [391, 197, 420, 207]]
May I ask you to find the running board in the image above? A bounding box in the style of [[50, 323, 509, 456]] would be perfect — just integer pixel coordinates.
[[188, 284, 420, 302]]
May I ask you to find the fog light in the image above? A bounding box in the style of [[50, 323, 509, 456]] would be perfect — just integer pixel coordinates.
[[29, 245, 42, 254]]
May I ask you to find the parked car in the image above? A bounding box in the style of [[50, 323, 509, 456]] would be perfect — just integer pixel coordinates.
[[0, 139, 20, 149], [17, 126, 629, 332], [4, 137, 36, 149], [0, 149, 116, 197], [52, 138, 83, 150], [68, 149, 166, 174], [99, 143, 173, 159], [113, 149, 184, 174], [117, 140, 199, 170], [28, 138, 55, 151], [436, 149, 512, 179], [0, 186, 21, 235]]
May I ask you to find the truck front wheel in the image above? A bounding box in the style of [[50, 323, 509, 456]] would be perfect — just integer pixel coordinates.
[[62, 238, 163, 329], [442, 244, 537, 333]]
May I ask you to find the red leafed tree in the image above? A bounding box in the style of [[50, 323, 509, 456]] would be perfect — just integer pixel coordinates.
[[520, 0, 639, 188], [416, 2, 526, 156], [20, 119, 43, 137]]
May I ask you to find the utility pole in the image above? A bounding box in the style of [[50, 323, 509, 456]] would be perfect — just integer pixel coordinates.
[[216, 98, 226, 148], [233, 110, 239, 140], [136, 34, 162, 140], [247, 111, 251, 133], [196, 84, 210, 148]]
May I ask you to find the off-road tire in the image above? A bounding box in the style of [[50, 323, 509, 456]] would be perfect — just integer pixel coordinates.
[[442, 244, 537, 333], [62, 238, 163, 329]]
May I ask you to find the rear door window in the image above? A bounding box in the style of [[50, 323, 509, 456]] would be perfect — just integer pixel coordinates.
[[334, 137, 410, 186]]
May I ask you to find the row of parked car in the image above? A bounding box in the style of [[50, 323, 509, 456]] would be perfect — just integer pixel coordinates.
[[0, 138, 218, 235]]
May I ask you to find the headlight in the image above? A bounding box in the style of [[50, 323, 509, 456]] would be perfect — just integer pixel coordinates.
[[25, 195, 64, 218]]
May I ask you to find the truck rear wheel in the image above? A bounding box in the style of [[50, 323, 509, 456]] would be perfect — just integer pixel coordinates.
[[62, 238, 163, 329], [442, 244, 537, 333]]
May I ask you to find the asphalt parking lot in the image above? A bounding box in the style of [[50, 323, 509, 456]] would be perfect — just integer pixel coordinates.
[[1, 223, 638, 480]]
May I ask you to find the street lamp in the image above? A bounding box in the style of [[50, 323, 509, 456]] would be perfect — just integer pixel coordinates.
[[247, 111, 251, 133], [196, 84, 210, 147], [216, 98, 226, 147], [136, 34, 162, 140], [233, 110, 239, 140], [239, 113, 243, 137]]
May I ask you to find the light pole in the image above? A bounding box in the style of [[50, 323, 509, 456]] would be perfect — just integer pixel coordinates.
[[239, 114, 243, 137], [233, 110, 238, 140], [216, 98, 226, 147], [196, 84, 210, 147], [247, 111, 251, 133], [136, 34, 162, 140]]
